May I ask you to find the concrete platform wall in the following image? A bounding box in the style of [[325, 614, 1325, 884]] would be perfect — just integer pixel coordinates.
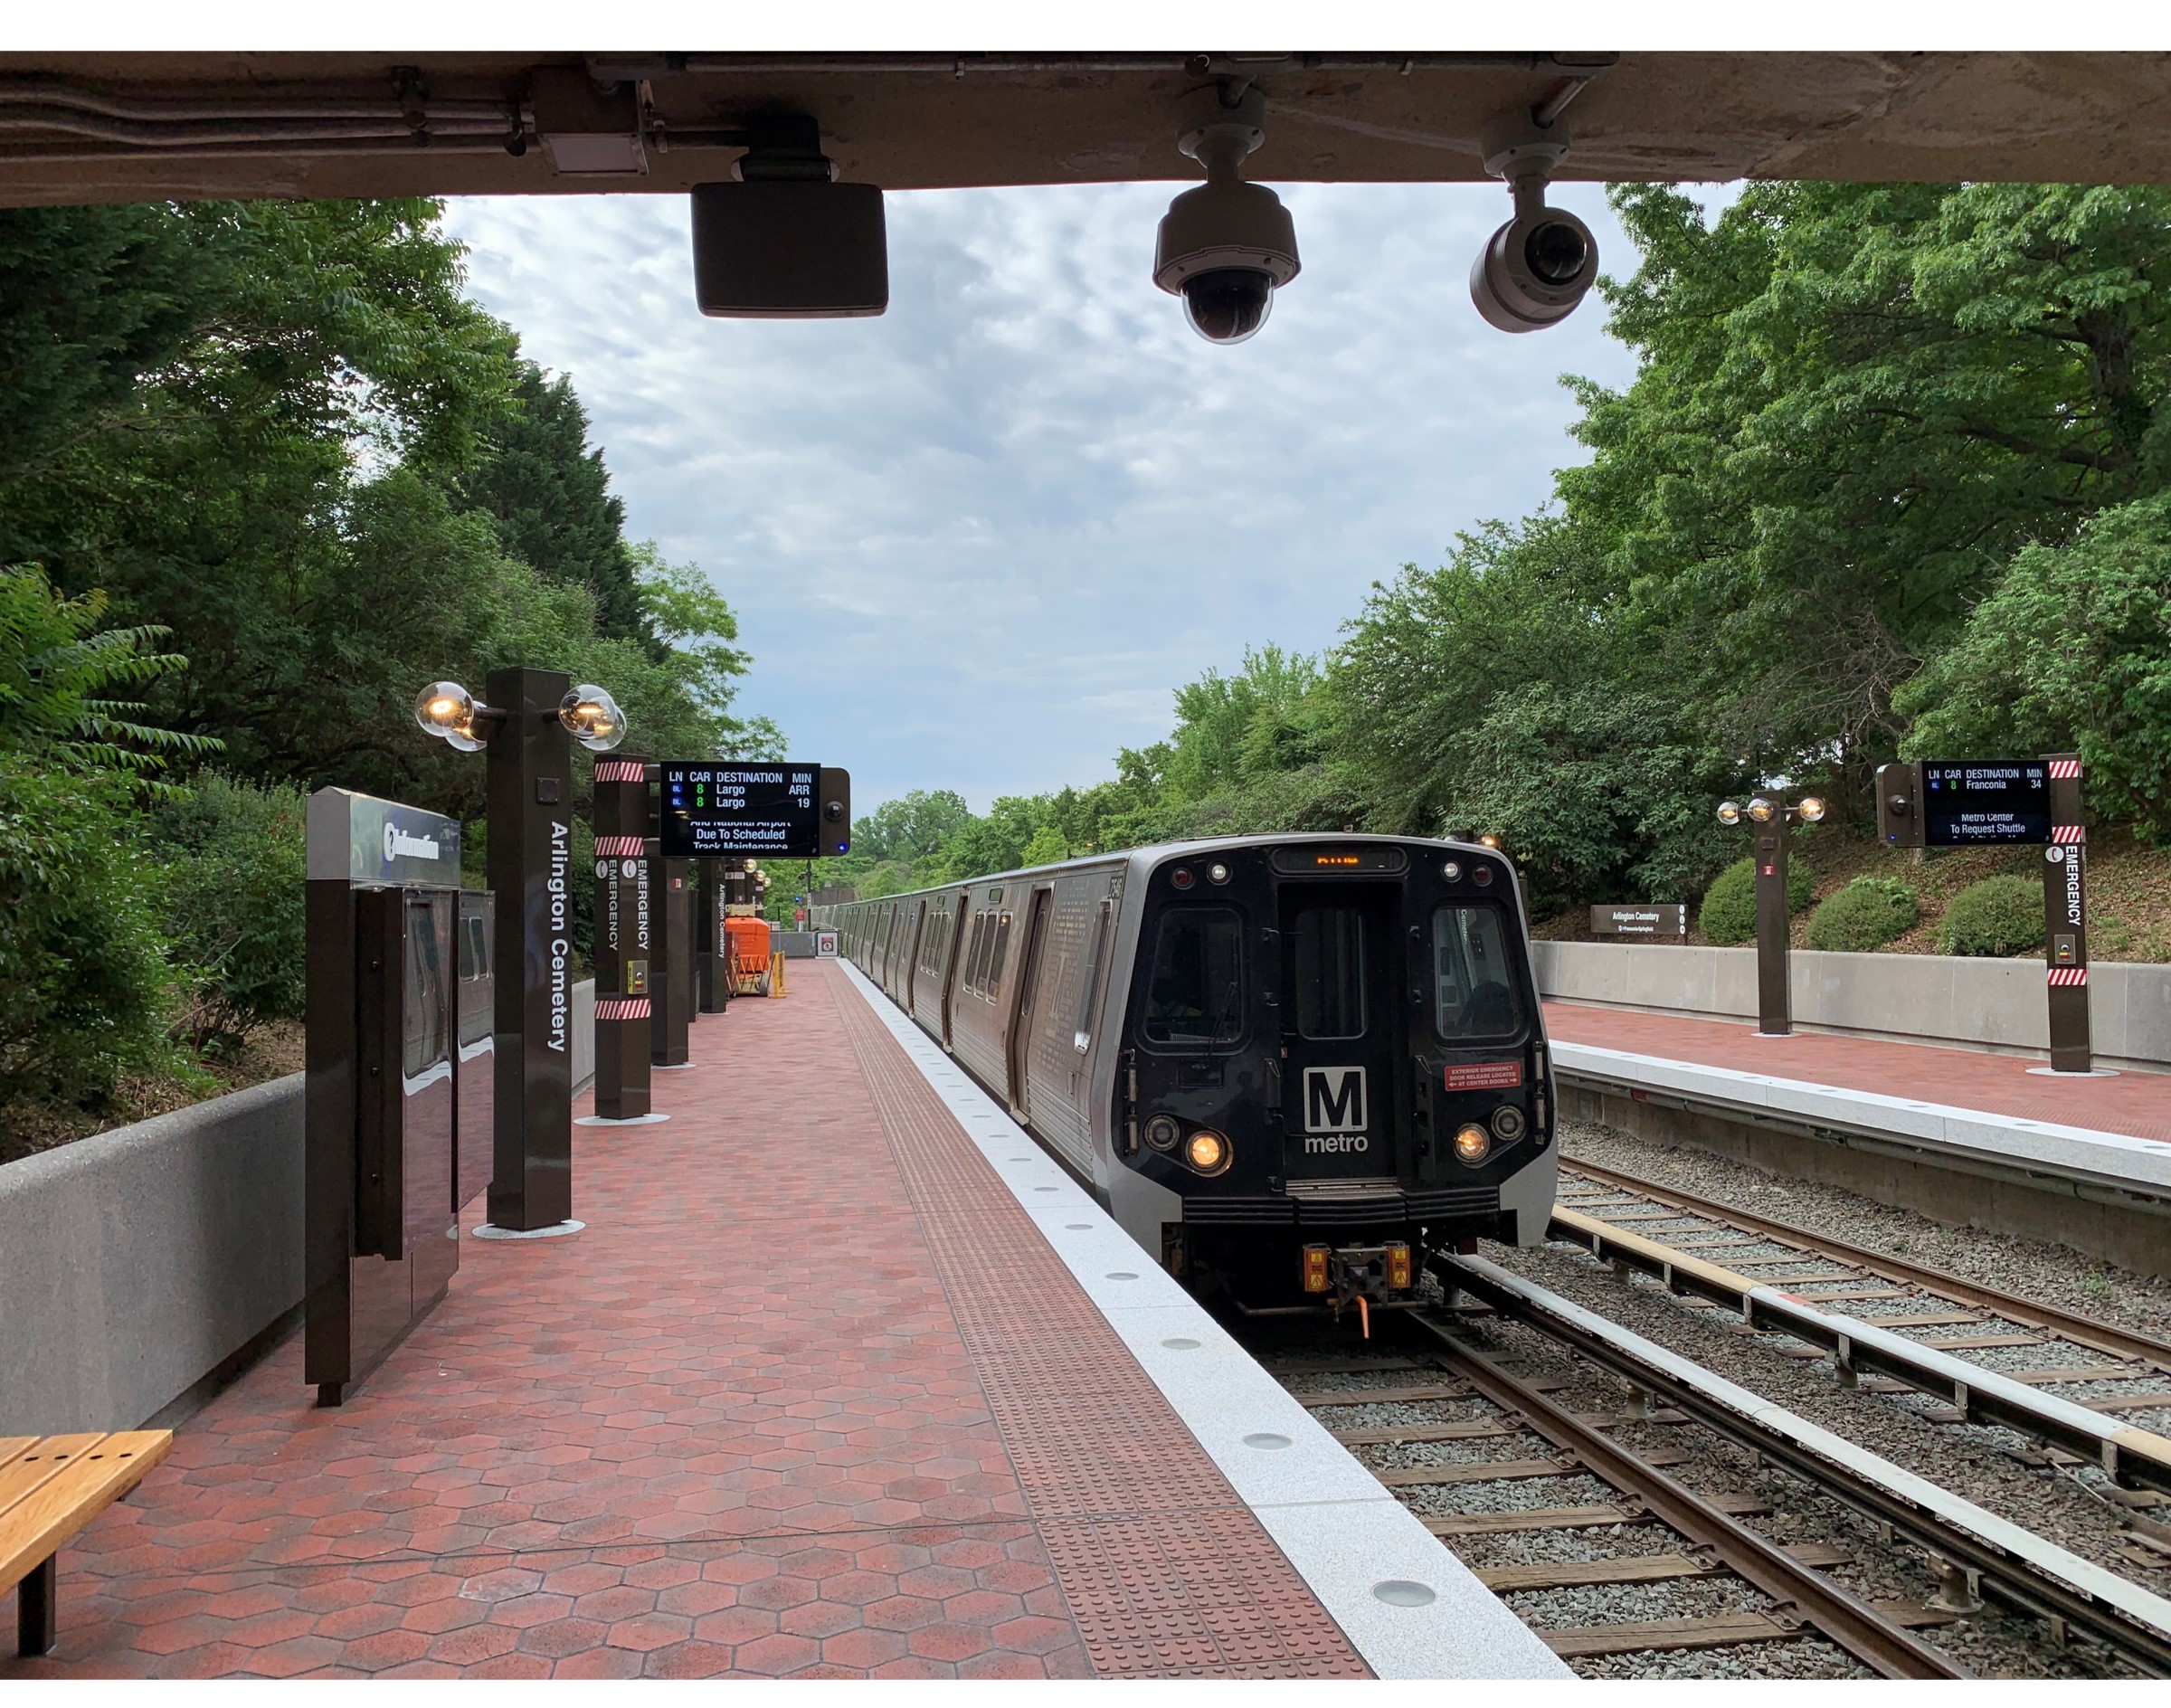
[[1534, 942, 2170, 1072], [0, 979, 595, 1435]]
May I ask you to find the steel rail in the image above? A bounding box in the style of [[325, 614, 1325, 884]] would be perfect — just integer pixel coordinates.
[[1561, 1157, 2171, 1372], [1436, 1254, 2171, 1675], [1401, 1310, 1965, 1678]]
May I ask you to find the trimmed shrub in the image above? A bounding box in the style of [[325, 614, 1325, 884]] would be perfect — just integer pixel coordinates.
[[148, 773, 308, 1051], [1699, 854, 1813, 945], [1940, 874, 2044, 957], [1806, 877, 1920, 953]]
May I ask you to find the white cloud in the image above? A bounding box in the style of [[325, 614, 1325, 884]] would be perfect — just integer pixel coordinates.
[[443, 176, 1640, 811]]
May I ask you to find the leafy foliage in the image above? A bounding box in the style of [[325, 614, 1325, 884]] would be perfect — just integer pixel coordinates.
[[1939, 875, 2045, 957], [147, 774, 309, 1051], [1807, 877, 1920, 953], [1900, 493, 2171, 842]]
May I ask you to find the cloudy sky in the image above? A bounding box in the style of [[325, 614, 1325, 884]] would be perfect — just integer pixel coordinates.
[[442, 176, 1651, 812]]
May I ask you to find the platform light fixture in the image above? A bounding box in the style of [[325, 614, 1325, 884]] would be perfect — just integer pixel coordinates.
[[1714, 787, 1825, 1038], [413, 680, 490, 753], [558, 684, 627, 752]]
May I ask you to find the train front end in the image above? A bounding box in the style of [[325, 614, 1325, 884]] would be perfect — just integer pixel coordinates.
[[1115, 835, 1555, 1314]]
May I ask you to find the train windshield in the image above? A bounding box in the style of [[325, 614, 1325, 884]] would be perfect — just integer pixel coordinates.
[[1432, 903, 1523, 1039], [1292, 906, 1366, 1039], [1142, 907, 1245, 1047]]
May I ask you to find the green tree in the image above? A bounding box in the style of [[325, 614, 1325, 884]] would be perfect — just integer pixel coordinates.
[[1898, 493, 2171, 841], [452, 362, 653, 646]]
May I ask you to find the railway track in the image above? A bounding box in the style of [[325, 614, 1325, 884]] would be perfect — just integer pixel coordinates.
[[1549, 1161, 2171, 1533], [1560, 1157, 2171, 1375], [1263, 1333, 1967, 1676], [1255, 1251, 2171, 1678]]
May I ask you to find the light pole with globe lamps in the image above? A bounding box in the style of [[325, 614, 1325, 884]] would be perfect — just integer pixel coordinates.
[[414, 668, 625, 1232], [1714, 792, 1825, 1037]]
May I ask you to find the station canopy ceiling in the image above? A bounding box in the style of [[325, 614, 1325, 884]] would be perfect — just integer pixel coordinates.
[[1, 51, 2169, 208]]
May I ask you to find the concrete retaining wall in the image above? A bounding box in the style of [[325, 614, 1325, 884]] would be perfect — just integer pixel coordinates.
[[1533, 942, 2169, 1072], [1, 979, 596, 1436]]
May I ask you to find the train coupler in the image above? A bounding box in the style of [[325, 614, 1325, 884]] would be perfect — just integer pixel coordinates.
[[1303, 1241, 1417, 1330]]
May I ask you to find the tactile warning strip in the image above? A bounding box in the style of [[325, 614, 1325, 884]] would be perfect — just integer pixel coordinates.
[[828, 966, 1370, 1678]]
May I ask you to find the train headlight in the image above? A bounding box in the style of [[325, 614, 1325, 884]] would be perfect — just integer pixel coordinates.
[[1144, 1114, 1182, 1152], [1490, 1105, 1527, 1143], [1441, 860, 1461, 881], [1185, 1130, 1232, 1175], [1454, 1123, 1491, 1164], [1208, 862, 1230, 885]]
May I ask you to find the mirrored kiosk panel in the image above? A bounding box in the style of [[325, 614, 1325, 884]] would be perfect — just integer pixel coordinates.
[[305, 788, 487, 1405]]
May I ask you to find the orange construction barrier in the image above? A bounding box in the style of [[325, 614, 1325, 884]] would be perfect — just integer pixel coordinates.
[[724, 916, 773, 995]]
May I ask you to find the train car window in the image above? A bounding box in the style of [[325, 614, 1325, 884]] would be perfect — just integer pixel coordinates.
[[1431, 904, 1525, 1039], [1074, 898, 1113, 1051], [1292, 907, 1366, 1039], [987, 912, 1012, 1000], [963, 911, 989, 993], [1142, 907, 1245, 1048]]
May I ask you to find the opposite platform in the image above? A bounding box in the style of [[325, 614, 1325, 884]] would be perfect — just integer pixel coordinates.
[[2, 959, 1557, 1680], [1544, 1001, 2171, 1224]]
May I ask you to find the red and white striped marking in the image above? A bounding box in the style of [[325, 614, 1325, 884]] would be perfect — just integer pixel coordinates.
[[593, 760, 648, 783], [2047, 758, 2082, 780], [2052, 825, 2085, 843], [595, 997, 652, 1020], [594, 836, 646, 858], [2047, 967, 2089, 987]]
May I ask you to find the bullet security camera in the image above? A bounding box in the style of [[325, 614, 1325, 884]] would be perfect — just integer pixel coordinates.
[[1469, 109, 1598, 334], [1152, 84, 1300, 345]]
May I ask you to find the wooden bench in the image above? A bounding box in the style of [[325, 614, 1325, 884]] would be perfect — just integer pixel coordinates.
[[2, 1432, 173, 1658]]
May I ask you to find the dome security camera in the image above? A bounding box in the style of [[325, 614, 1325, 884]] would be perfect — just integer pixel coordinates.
[[1152, 84, 1300, 345], [1469, 109, 1598, 334]]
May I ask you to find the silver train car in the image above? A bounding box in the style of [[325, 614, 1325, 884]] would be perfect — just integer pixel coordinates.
[[817, 833, 1557, 1310]]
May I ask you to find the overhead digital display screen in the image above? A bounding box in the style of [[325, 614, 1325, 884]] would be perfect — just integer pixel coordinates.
[[659, 763, 821, 858], [1921, 762, 2051, 846]]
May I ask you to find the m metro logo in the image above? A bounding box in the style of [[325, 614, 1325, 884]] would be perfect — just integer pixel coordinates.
[[1304, 1066, 1368, 1134]]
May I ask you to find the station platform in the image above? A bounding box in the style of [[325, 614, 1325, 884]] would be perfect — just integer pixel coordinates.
[[1543, 1002, 2171, 1252], [3, 960, 1560, 1682]]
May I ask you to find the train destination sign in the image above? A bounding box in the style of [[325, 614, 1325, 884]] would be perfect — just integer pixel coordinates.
[[1589, 904, 1687, 937], [659, 763, 822, 857], [1921, 761, 2051, 847]]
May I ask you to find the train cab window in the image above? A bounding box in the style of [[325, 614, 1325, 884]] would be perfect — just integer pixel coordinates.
[[1074, 898, 1112, 1051], [986, 912, 1012, 999], [1432, 903, 1524, 1039], [1292, 907, 1366, 1039], [1142, 907, 1245, 1048]]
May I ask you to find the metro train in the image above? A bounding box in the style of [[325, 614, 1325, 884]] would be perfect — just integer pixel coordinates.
[[817, 833, 1557, 1312]]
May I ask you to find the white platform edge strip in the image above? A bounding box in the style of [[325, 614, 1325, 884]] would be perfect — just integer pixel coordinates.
[[1552, 1040, 2171, 1190], [836, 962, 1569, 1681], [1455, 1252, 2171, 1643]]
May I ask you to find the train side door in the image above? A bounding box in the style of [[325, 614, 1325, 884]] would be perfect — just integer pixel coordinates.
[[1006, 888, 1054, 1116], [939, 895, 966, 1045], [1278, 885, 1400, 1183]]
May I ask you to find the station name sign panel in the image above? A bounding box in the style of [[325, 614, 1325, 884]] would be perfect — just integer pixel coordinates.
[[659, 764, 822, 857], [1588, 904, 1687, 937]]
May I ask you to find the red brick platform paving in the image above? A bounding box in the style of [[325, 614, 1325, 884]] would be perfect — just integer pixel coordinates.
[[3, 962, 1363, 1680], [1545, 1001, 2171, 1144]]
